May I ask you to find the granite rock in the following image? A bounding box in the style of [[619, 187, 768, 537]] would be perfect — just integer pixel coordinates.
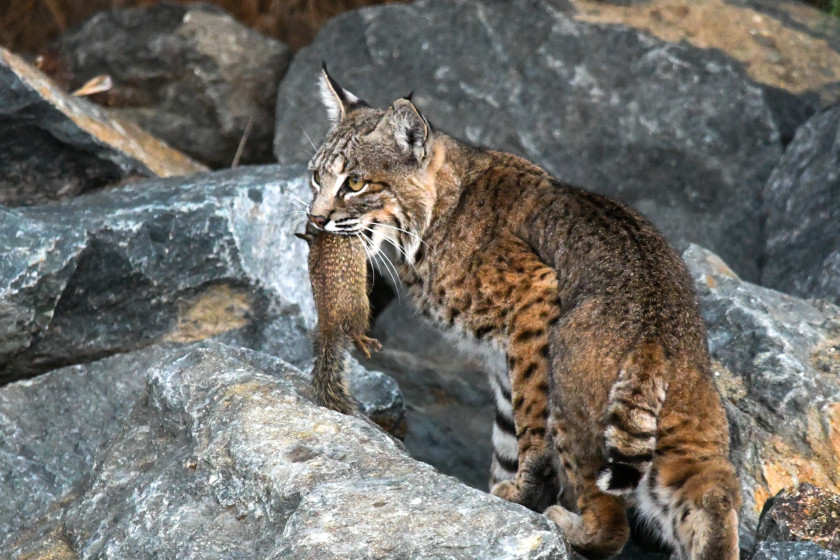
[[0, 341, 405, 555], [0, 164, 313, 382], [685, 245, 840, 553], [5, 342, 571, 560], [49, 2, 291, 167], [756, 483, 840, 553], [0, 344, 169, 551], [750, 541, 840, 560], [0, 46, 205, 207], [569, 0, 840, 107], [274, 0, 813, 281], [763, 103, 840, 305]]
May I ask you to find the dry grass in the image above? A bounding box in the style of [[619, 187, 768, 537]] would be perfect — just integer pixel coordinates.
[[1, 0, 403, 55]]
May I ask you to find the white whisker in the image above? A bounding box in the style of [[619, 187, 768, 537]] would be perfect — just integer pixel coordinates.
[[373, 221, 432, 254], [361, 230, 402, 301], [359, 233, 400, 303], [288, 194, 310, 209], [365, 225, 418, 275], [301, 126, 317, 152]]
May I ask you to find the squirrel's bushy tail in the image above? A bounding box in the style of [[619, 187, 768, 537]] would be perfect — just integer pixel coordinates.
[[311, 329, 356, 415]]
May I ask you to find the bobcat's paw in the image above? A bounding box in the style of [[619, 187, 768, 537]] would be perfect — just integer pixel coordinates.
[[543, 504, 577, 528], [491, 480, 522, 503]]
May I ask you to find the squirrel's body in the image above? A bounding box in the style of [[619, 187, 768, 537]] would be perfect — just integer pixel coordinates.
[[299, 226, 380, 414]]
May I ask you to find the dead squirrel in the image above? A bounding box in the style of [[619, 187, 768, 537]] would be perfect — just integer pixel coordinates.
[[296, 224, 382, 414]]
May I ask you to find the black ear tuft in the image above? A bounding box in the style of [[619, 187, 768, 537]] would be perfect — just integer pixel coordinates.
[[319, 63, 369, 124], [391, 98, 430, 161]]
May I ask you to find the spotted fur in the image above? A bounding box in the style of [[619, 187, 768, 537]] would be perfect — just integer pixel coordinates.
[[306, 67, 741, 559]]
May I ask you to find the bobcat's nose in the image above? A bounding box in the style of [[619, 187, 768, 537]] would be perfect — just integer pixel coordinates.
[[307, 214, 328, 228]]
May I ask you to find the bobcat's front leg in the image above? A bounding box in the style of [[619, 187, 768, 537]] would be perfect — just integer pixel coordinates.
[[488, 240, 561, 511]]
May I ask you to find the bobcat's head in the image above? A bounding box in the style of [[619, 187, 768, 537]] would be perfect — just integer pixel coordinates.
[[307, 65, 436, 262]]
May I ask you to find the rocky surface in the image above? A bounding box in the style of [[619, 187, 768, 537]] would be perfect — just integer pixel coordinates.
[[751, 541, 840, 560], [763, 103, 840, 305], [3, 342, 571, 560], [0, 341, 404, 553], [0, 46, 205, 207], [0, 164, 313, 382], [274, 0, 817, 282], [571, 0, 840, 105], [756, 483, 840, 552], [686, 245, 840, 553], [0, 343, 175, 551], [47, 2, 291, 168]]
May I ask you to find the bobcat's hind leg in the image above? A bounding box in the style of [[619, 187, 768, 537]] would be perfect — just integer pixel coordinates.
[[639, 445, 741, 560], [544, 414, 630, 558]]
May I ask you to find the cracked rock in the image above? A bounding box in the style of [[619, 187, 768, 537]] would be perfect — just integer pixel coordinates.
[[0, 164, 313, 382], [0, 46, 205, 207], [4, 342, 570, 560]]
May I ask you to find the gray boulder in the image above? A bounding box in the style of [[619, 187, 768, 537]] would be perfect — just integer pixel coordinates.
[[49, 2, 291, 168], [762, 103, 840, 305], [5, 342, 571, 560], [685, 245, 840, 553], [0, 344, 177, 551], [0, 341, 404, 554], [751, 541, 840, 560], [274, 0, 813, 282], [0, 164, 313, 383], [0, 46, 205, 207]]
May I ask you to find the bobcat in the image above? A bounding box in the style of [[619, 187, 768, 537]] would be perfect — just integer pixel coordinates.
[[304, 65, 741, 560]]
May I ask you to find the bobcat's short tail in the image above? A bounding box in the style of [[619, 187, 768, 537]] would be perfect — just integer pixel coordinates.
[[596, 344, 668, 496]]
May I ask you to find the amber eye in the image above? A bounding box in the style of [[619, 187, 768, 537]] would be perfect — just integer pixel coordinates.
[[312, 170, 321, 186], [347, 177, 367, 192]]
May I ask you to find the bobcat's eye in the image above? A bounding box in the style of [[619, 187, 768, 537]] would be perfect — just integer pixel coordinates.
[[347, 177, 367, 192]]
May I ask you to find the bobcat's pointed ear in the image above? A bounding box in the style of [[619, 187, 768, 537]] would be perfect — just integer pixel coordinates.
[[319, 63, 368, 124], [372, 97, 431, 161]]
